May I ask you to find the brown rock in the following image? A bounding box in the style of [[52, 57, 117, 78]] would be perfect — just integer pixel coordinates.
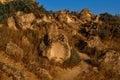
[[79, 8, 92, 22], [87, 36, 105, 50], [16, 12, 36, 30], [101, 50, 120, 78], [46, 42, 71, 63], [0, 0, 12, 3], [7, 17, 17, 30]]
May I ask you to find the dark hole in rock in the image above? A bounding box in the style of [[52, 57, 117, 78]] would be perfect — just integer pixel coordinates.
[[43, 34, 50, 46], [84, 59, 92, 65]]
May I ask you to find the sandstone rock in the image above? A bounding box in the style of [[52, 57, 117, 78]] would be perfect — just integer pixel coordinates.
[[0, 0, 12, 3], [42, 15, 52, 22], [101, 50, 120, 76], [41, 23, 72, 63], [79, 8, 92, 22], [87, 36, 105, 50], [16, 12, 36, 30], [54, 11, 67, 22], [0, 24, 3, 28], [6, 41, 24, 60], [7, 17, 17, 30], [48, 23, 59, 39], [41, 28, 71, 63], [45, 42, 71, 63], [36, 14, 52, 23], [54, 10, 74, 23], [94, 15, 100, 23], [66, 15, 73, 23]]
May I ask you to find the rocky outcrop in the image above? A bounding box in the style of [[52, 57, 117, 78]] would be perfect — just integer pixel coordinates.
[[100, 50, 120, 79], [0, 0, 12, 3], [0, 0, 120, 80], [87, 36, 105, 50], [16, 12, 36, 30], [54, 10, 76, 23], [102, 50, 120, 74], [46, 42, 71, 63], [79, 8, 92, 22], [7, 17, 17, 30], [41, 27, 71, 63]]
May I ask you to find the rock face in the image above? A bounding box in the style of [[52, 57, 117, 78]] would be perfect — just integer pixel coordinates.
[[46, 42, 71, 63], [102, 50, 120, 75], [54, 10, 75, 23], [0, 0, 12, 3], [41, 25, 71, 63], [7, 17, 17, 30], [79, 8, 92, 22], [87, 36, 105, 50], [16, 12, 36, 30]]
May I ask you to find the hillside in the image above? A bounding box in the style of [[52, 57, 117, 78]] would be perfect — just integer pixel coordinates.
[[0, 0, 120, 80]]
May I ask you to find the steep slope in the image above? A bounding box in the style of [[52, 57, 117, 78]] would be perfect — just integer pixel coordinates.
[[0, 0, 120, 80]]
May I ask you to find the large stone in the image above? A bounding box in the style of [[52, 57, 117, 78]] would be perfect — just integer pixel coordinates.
[[44, 42, 71, 63], [0, 0, 12, 3], [0, 24, 3, 28], [16, 12, 36, 30], [101, 50, 120, 77], [36, 14, 52, 23], [48, 23, 59, 39], [54, 10, 71, 22], [87, 36, 105, 50], [79, 8, 92, 22], [7, 17, 17, 30]]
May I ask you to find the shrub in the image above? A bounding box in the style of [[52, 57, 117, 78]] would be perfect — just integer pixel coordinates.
[[0, 0, 50, 23], [99, 12, 120, 38], [97, 26, 111, 39], [75, 40, 87, 51], [62, 48, 81, 68]]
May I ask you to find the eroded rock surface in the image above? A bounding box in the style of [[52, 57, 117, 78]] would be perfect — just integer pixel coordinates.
[[16, 12, 36, 30]]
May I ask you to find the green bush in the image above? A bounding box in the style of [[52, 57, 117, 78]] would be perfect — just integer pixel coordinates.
[[97, 26, 111, 39], [99, 12, 120, 39], [0, 0, 50, 22]]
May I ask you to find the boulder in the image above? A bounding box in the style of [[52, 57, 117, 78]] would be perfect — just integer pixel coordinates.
[[54, 10, 74, 23], [87, 36, 105, 50], [101, 50, 120, 78], [45, 42, 71, 63], [0, 0, 12, 3], [79, 8, 92, 22], [0, 24, 3, 28], [41, 32, 71, 63], [16, 12, 36, 30], [7, 17, 17, 30]]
